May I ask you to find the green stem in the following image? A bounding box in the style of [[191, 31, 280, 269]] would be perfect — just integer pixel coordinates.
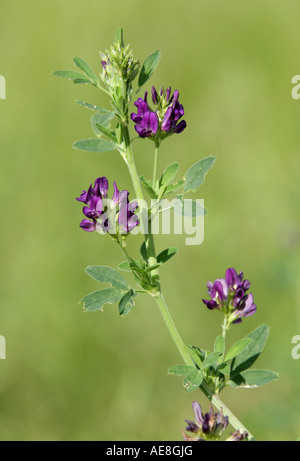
[[123, 128, 145, 204], [115, 238, 133, 263], [155, 293, 194, 366], [152, 141, 160, 193]]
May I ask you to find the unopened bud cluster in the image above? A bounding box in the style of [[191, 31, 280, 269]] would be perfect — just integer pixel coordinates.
[[100, 43, 139, 116]]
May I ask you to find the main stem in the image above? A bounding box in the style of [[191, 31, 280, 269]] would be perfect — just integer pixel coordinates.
[[121, 123, 255, 441], [152, 141, 160, 193]]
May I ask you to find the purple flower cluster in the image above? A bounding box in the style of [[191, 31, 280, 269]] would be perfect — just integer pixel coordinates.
[[76, 177, 139, 235], [183, 402, 229, 442], [131, 86, 186, 139], [202, 268, 257, 323], [182, 402, 248, 442]]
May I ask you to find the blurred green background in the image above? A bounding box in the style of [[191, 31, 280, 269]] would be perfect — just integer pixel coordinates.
[[0, 0, 300, 441]]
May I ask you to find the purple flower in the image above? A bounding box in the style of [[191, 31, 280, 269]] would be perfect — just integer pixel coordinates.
[[131, 86, 186, 140], [202, 268, 257, 324], [113, 184, 140, 234], [161, 89, 186, 134], [182, 402, 229, 442], [131, 92, 158, 138], [76, 177, 139, 235]]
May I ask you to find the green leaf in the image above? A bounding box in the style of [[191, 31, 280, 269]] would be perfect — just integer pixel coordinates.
[[140, 242, 148, 262], [95, 124, 116, 142], [217, 363, 231, 375], [184, 156, 216, 194], [118, 261, 131, 272], [157, 247, 178, 264], [85, 266, 130, 291], [173, 199, 207, 217], [91, 112, 115, 137], [225, 338, 252, 363], [214, 336, 225, 356], [201, 352, 222, 370], [118, 289, 136, 317], [73, 77, 95, 85], [114, 27, 124, 48], [115, 123, 123, 144], [76, 100, 114, 115], [73, 57, 99, 86], [228, 369, 279, 389], [164, 180, 185, 196], [140, 176, 157, 199], [81, 288, 124, 312], [183, 370, 204, 392], [138, 50, 161, 88], [53, 70, 92, 83], [186, 345, 205, 368], [73, 138, 116, 153], [231, 325, 270, 374], [159, 162, 180, 188], [168, 365, 195, 376]]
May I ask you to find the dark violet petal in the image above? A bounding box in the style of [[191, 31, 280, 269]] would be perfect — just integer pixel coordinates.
[[92, 177, 106, 197], [202, 413, 210, 434], [202, 299, 218, 310], [131, 113, 142, 123], [142, 111, 151, 128], [161, 107, 173, 131], [237, 293, 257, 318], [83, 206, 92, 218], [172, 89, 179, 104], [149, 111, 158, 134], [152, 86, 158, 105], [99, 177, 109, 198], [225, 268, 238, 288], [214, 279, 228, 302], [174, 120, 187, 133], [242, 279, 251, 291], [134, 97, 144, 108], [243, 304, 257, 318], [166, 87, 171, 101], [185, 420, 199, 434], [76, 190, 88, 203], [232, 318, 242, 324], [138, 101, 149, 117], [135, 125, 150, 137], [89, 195, 101, 211], [80, 219, 95, 232]]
